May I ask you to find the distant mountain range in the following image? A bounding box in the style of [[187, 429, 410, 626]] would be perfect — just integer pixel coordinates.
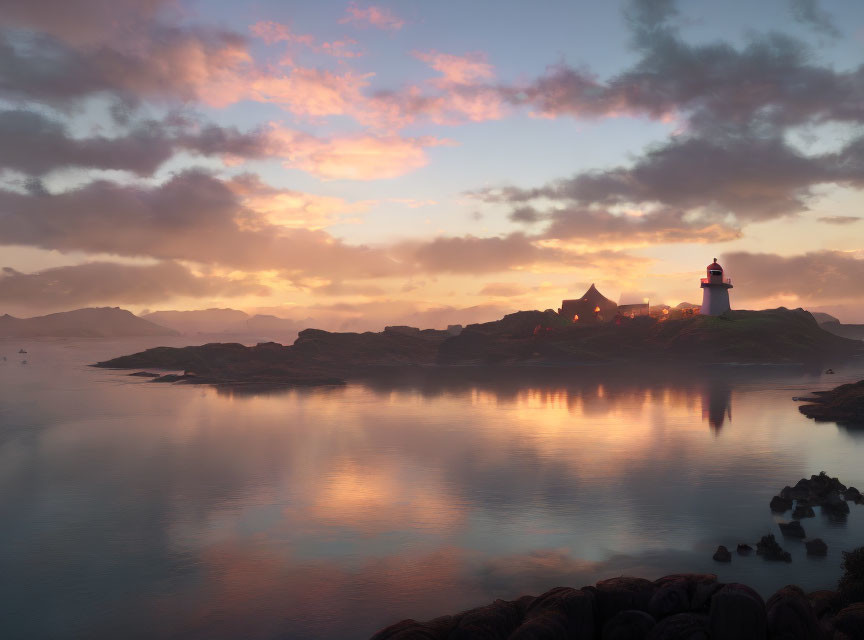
[[142, 308, 303, 336], [0, 308, 178, 338]]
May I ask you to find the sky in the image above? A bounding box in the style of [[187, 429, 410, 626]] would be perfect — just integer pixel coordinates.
[[1, 0, 864, 327]]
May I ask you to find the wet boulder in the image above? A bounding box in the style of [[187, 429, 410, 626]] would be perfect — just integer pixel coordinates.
[[823, 491, 851, 516], [757, 535, 792, 562], [449, 599, 524, 639], [709, 583, 767, 640], [765, 585, 820, 640], [601, 610, 656, 640], [770, 495, 793, 512], [811, 472, 846, 495], [843, 487, 861, 502], [839, 547, 864, 605], [832, 603, 864, 640], [792, 504, 815, 519], [805, 538, 828, 556], [594, 577, 658, 621], [690, 582, 725, 613], [712, 546, 732, 563], [649, 579, 691, 618], [646, 613, 709, 639], [737, 544, 753, 555], [509, 587, 596, 640], [779, 521, 806, 538], [370, 615, 455, 640], [808, 590, 843, 620], [789, 479, 812, 500]]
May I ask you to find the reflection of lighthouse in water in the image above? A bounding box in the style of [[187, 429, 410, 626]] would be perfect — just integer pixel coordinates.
[[700, 258, 733, 315], [701, 379, 732, 432]]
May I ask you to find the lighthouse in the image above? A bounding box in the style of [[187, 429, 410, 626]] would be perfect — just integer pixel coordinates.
[[700, 258, 733, 315]]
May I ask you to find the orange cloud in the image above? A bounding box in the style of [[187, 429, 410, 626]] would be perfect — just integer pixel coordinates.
[[478, 282, 531, 297], [225, 174, 370, 229], [250, 67, 373, 119], [269, 126, 455, 180], [340, 2, 405, 31]]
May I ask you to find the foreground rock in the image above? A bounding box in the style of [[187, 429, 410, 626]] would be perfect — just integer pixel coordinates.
[[371, 567, 864, 640]]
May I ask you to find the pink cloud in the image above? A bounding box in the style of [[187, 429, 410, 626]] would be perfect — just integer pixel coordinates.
[[250, 21, 362, 63], [361, 51, 504, 127], [250, 67, 374, 119], [226, 174, 370, 228], [413, 50, 494, 86], [269, 126, 455, 180], [340, 2, 405, 31], [249, 21, 314, 46]]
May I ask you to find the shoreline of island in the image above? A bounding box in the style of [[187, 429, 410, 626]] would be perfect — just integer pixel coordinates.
[[92, 308, 863, 389]]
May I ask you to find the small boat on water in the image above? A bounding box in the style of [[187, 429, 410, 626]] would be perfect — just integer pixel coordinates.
[[18, 349, 27, 354]]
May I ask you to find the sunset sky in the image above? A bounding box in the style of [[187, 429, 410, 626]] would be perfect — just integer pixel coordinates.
[[2, 0, 864, 326]]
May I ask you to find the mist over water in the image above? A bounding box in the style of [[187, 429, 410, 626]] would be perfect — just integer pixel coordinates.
[[2, 338, 864, 640]]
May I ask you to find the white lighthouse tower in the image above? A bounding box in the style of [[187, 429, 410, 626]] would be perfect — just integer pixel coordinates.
[[700, 258, 733, 315]]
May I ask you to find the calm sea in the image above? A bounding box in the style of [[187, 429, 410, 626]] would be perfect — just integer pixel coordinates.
[[2, 337, 863, 639]]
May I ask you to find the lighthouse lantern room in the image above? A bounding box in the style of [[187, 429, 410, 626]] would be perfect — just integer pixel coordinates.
[[700, 258, 733, 315]]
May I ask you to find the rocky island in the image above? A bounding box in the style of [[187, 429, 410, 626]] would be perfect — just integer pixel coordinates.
[[93, 308, 862, 387]]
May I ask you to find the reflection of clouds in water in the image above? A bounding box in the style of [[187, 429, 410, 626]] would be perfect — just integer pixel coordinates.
[[121, 541, 829, 639], [3, 344, 864, 640]]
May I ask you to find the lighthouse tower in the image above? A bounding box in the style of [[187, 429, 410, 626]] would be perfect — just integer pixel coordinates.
[[700, 258, 733, 315]]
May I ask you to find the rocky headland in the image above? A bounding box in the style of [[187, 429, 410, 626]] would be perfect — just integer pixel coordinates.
[[799, 380, 864, 425], [93, 308, 861, 388]]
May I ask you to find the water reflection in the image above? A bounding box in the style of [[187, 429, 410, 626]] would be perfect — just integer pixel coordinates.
[[1, 343, 863, 640], [702, 379, 732, 431]]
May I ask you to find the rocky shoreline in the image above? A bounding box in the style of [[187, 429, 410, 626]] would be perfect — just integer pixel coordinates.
[[372, 576, 864, 640], [93, 308, 860, 388], [372, 473, 864, 639], [371, 563, 864, 639], [798, 380, 864, 425]]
